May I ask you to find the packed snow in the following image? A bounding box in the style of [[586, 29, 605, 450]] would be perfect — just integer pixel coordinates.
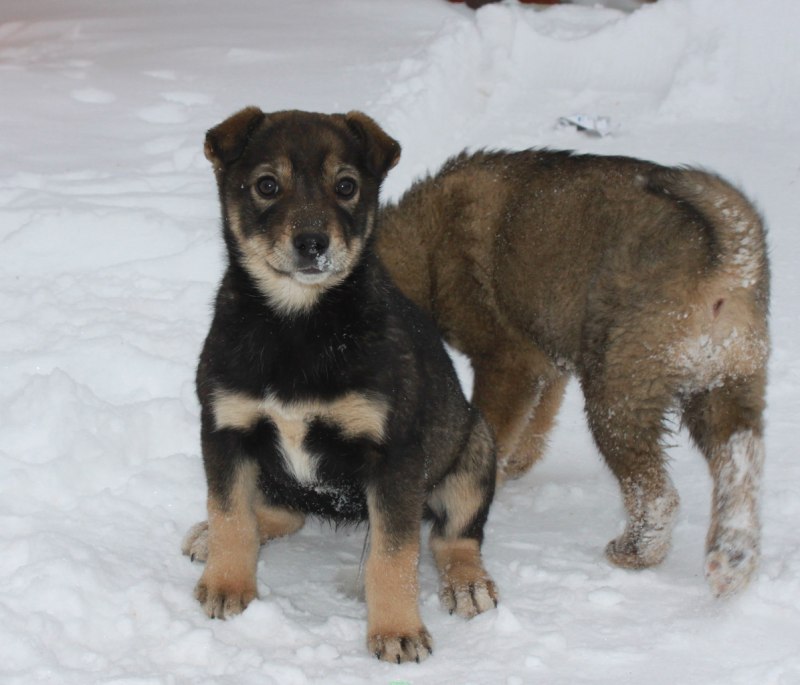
[[2, 0, 799, 683]]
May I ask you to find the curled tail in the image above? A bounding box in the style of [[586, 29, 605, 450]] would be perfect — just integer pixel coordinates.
[[648, 168, 770, 386], [647, 167, 769, 301]]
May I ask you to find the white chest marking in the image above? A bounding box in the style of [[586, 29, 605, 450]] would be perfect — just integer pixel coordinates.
[[211, 389, 389, 484]]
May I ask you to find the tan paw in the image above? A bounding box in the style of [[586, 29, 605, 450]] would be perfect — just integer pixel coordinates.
[[497, 449, 538, 483], [194, 572, 257, 619], [605, 529, 672, 569], [606, 488, 679, 569], [368, 628, 433, 664], [181, 521, 209, 562], [705, 529, 759, 598], [440, 576, 498, 619]]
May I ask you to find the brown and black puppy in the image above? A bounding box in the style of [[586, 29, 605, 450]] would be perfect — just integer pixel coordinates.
[[378, 149, 770, 598], [181, 109, 497, 663]]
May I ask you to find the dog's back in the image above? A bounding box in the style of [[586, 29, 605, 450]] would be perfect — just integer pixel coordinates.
[[378, 149, 769, 597], [380, 151, 768, 365]]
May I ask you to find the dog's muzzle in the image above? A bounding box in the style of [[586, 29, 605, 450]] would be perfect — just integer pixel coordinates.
[[293, 232, 332, 276]]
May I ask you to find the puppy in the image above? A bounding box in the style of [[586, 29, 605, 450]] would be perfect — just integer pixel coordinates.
[[377, 149, 770, 598], [181, 109, 497, 663]]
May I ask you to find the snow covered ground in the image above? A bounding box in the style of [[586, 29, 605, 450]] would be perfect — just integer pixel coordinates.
[[2, 0, 799, 683]]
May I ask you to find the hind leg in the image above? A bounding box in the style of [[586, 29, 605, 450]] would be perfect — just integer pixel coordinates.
[[505, 375, 569, 481], [428, 412, 498, 618], [682, 373, 766, 597], [471, 343, 562, 482], [582, 367, 680, 569], [182, 493, 305, 563]]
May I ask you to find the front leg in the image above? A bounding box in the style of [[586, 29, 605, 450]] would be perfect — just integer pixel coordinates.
[[364, 485, 431, 663], [194, 457, 260, 619]]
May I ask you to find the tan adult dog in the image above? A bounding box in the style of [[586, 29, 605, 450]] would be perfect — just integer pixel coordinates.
[[377, 149, 769, 598]]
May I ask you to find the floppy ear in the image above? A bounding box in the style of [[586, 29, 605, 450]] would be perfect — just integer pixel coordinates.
[[344, 111, 401, 179], [204, 106, 266, 172]]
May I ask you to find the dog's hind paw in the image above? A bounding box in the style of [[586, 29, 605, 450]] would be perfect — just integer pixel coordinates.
[[368, 628, 433, 664], [440, 576, 498, 619], [705, 529, 759, 598], [181, 520, 209, 562]]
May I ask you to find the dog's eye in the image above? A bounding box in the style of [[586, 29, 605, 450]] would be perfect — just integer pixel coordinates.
[[256, 176, 279, 198], [335, 177, 357, 199]]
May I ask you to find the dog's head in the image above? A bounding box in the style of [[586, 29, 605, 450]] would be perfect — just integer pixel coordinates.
[[204, 107, 400, 315]]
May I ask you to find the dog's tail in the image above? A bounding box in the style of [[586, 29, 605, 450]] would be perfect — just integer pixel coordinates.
[[648, 167, 770, 381], [649, 168, 768, 295]]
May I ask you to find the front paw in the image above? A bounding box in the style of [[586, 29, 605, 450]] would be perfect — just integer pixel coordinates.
[[194, 571, 257, 619], [368, 628, 433, 664], [440, 576, 498, 619]]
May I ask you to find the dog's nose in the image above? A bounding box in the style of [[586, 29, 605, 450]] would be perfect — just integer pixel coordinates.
[[293, 232, 330, 259]]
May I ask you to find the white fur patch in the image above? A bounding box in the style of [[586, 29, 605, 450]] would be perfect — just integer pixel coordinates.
[[705, 429, 764, 596], [246, 260, 336, 316], [714, 429, 763, 529], [212, 389, 389, 484], [663, 298, 768, 395], [670, 329, 768, 392]]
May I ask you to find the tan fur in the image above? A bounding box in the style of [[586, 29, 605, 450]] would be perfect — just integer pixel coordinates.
[[182, 497, 305, 563], [426, 413, 498, 617], [254, 500, 306, 540], [430, 537, 497, 618], [505, 375, 568, 481], [212, 388, 389, 483], [364, 489, 430, 663], [424, 412, 495, 544], [194, 461, 260, 619], [234, 152, 355, 310], [212, 388, 389, 439], [378, 150, 770, 596], [428, 472, 485, 539], [470, 341, 566, 481]]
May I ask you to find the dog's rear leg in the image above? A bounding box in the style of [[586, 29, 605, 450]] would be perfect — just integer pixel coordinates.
[[511, 374, 568, 480], [182, 495, 305, 563], [583, 369, 679, 570], [682, 373, 766, 597], [428, 412, 498, 618], [472, 345, 562, 483]]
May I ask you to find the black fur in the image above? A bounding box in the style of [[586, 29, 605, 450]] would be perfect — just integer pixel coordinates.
[[196, 248, 482, 525]]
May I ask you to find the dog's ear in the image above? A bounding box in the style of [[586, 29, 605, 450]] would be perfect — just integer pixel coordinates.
[[204, 106, 266, 172], [344, 111, 401, 179]]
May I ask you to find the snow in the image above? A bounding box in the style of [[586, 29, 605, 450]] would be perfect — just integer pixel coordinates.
[[2, 0, 799, 683]]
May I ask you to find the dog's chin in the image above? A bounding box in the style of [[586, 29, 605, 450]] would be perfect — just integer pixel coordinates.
[[261, 266, 351, 316], [294, 267, 337, 286]]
